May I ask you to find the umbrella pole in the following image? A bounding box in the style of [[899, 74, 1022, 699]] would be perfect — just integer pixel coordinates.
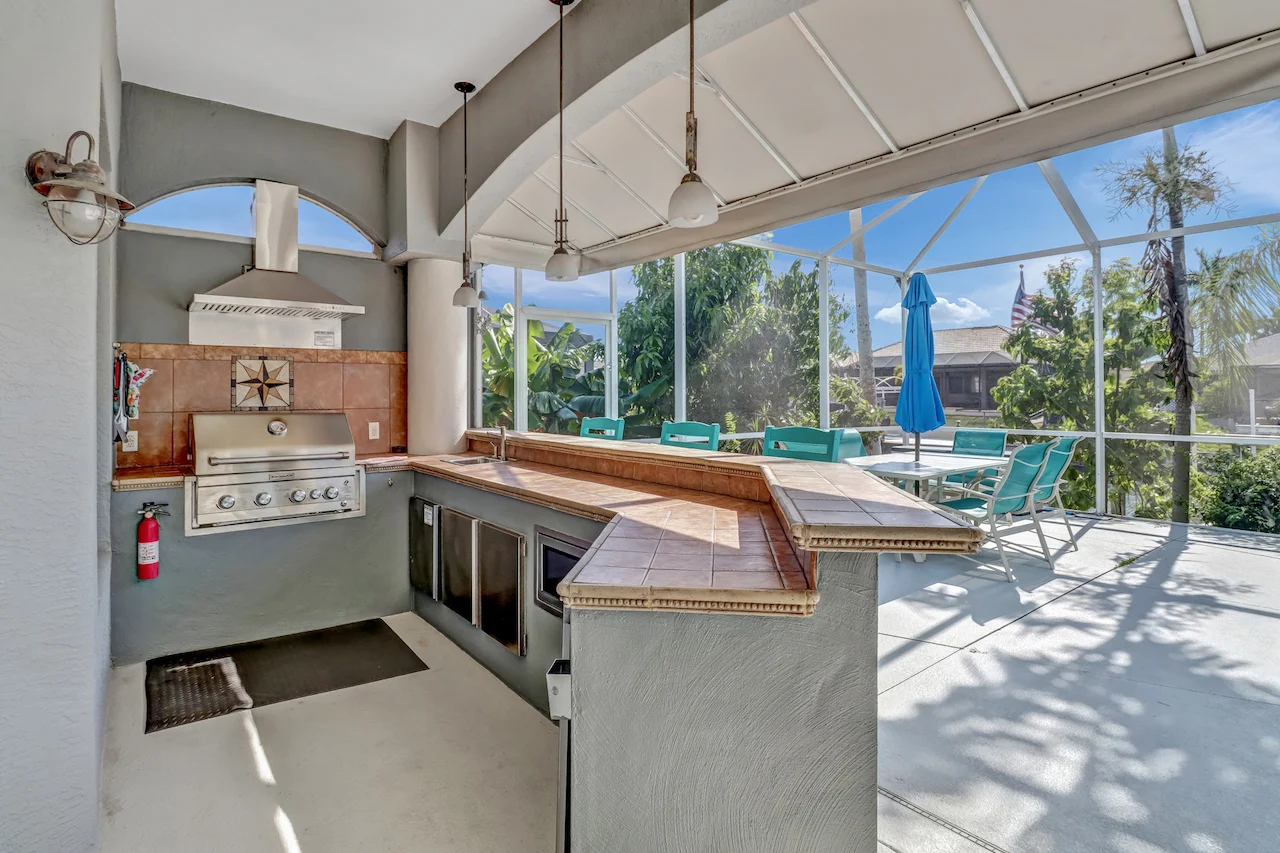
[[914, 432, 921, 496]]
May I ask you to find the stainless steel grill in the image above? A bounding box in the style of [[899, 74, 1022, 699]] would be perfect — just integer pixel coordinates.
[[184, 412, 365, 536]]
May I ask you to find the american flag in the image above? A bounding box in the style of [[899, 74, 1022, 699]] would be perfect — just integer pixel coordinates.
[[1010, 264, 1034, 328]]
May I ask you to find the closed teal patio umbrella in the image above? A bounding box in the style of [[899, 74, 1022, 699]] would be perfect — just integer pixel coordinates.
[[894, 272, 946, 462]]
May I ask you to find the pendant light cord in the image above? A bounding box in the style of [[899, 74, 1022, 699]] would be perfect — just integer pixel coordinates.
[[463, 88, 469, 268], [689, 0, 695, 120], [558, 0, 566, 248]]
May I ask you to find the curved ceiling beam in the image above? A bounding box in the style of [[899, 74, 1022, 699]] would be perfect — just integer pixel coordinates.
[[437, 0, 813, 239]]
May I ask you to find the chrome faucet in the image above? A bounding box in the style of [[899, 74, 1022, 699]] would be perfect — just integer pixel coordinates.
[[483, 426, 507, 461]]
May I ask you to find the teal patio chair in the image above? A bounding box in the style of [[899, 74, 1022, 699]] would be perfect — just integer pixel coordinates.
[[579, 417, 625, 440], [1030, 436, 1082, 551], [660, 420, 721, 451], [836, 428, 867, 460], [938, 439, 1057, 581], [761, 426, 840, 463], [945, 428, 1008, 487]]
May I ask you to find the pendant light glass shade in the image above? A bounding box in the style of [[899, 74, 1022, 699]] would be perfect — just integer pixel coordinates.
[[452, 282, 480, 308], [669, 174, 718, 228], [545, 246, 581, 282]]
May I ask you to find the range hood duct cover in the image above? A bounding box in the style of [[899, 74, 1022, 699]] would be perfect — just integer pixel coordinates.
[[187, 180, 365, 321]]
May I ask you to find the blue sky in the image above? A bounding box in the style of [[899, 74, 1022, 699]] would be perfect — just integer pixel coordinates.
[[130, 97, 1280, 356]]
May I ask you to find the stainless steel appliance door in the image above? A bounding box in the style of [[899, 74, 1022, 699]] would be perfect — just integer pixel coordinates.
[[477, 521, 525, 656], [439, 508, 476, 625]]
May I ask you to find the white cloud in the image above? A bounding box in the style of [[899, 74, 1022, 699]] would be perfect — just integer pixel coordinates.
[[1186, 103, 1280, 208], [874, 296, 991, 327]]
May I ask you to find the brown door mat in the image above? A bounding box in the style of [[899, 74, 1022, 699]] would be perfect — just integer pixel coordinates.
[[145, 619, 427, 733]]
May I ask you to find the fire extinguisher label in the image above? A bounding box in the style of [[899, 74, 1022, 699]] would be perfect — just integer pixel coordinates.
[[138, 541, 159, 564]]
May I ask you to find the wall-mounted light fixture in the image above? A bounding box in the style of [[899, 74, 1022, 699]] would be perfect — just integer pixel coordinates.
[[26, 131, 132, 245]]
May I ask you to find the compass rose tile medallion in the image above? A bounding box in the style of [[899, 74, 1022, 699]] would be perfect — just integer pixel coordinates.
[[232, 356, 293, 410]]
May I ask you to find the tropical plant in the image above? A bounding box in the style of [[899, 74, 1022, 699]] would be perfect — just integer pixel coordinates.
[[1195, 446, 1280, 532], [1098, 128, 1231, 521]]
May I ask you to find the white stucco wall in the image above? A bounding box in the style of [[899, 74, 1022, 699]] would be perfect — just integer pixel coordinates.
[[0, 0, 117, 848], [406, 258, 470, 455]]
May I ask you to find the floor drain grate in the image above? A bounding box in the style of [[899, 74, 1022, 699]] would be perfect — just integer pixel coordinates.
[[879, 786, 1014, 853]]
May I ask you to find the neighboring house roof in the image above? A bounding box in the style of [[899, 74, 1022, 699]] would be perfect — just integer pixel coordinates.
[[837, 325, 1017, 370], [1247, 333, 1280, 367]]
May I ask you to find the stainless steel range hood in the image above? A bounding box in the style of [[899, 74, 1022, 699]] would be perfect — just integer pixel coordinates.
[[188, 180, 365, 327]]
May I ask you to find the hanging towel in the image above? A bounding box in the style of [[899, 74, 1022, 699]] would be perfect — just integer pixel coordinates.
[[113, 351, 130, 443], [125, 360, 155, 420]]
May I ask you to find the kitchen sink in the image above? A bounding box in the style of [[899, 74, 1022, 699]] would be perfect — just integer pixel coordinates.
[[448, 456, 506, 466]]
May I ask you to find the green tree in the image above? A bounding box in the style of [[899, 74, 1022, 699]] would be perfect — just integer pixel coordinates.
[[991, 259, 1171, 513], [1098, 129, 1230, 521]]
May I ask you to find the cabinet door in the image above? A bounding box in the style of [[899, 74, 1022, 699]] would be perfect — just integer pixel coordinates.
[[477, 521, 525, 655], [408, 497, 437, 596], [439, 508, 476, 624]]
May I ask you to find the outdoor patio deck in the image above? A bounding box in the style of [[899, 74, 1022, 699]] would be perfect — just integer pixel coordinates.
[[876, 515, 1280, 853]]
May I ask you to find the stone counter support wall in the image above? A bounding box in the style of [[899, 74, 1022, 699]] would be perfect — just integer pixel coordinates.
[[567, 551, 878, 853]]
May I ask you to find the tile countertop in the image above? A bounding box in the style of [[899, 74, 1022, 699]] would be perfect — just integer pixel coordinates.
[[408, 432, 983, 617]]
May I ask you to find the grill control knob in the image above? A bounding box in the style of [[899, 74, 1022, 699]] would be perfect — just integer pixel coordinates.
[[323, 486, 340, 500], [289, 489, 308, 503], [254, 492, 273, 507], [217, 495, 236, 510], [309, 489, 322, 500]]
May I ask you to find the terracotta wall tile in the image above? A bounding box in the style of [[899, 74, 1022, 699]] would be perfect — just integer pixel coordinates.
[[293, 362, 344, 410], [346, 408, 392, 455], [316, 349, 345, 363], [135, 359, 173, 413], [389, 364, 407, 411], [140, 343, 190, 360], [173, 360, 231, 411], [117, 412, 173, 468], [343, 363, 389, 408], [390, 408, 407, 450], [386, 351, 408, 365], [172, 413, 192, 465]]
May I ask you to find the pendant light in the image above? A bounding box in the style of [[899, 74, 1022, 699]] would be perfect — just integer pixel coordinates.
[[452, 81, 482, 308], [544, 0, 581, 282], [668, 0, 718, 228]]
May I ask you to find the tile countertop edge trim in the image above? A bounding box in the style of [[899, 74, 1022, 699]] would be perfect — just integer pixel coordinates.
[[465, 430, 985, 555]]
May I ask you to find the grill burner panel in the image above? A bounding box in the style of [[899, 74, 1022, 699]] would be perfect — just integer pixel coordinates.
[[185, 412, 365, 536]]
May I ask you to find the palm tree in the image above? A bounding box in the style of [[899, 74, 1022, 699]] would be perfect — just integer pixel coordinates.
[[1190, 228, 1280, 419], [1099, 128, 1229, 521]]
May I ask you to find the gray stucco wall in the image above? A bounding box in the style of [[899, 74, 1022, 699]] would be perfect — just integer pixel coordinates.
[[120, 83, 388, 245], [0, 1, 115, 848], [413, 472, 606, 713], [110, 475, 412, 663], [568, 552, 879, 853], [117, 228, 406, 350]]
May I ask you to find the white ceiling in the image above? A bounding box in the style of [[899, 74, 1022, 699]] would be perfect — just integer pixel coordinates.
[[479, 0, 1280, 259], [115, 0, 559, 138]]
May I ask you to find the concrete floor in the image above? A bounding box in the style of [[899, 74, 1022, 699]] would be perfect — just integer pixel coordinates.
[[99, 612, 558, 853], [876, 515, 1280, 853], [99, 517, 1277, 853]]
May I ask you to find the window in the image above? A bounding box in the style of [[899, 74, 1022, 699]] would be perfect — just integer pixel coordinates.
[[125, 184, 375, 253]]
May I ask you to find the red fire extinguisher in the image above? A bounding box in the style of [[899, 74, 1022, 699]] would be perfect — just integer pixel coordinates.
[[136, 502, 170, 581]]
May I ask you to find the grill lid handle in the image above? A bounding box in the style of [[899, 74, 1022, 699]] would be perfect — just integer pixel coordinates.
[[207, 451, 351, 466]]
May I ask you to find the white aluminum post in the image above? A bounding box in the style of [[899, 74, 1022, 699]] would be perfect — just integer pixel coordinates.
[[472, 268, 484, 428], [513, 267, 527, 432], [674, 252, 688, 423], [1092, 249, 1106, 513], [607, 269, 619, 420], [819, 257, 831, 429], [1250, 388, 1258, 455]]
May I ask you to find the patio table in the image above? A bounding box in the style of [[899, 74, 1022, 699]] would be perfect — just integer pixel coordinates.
[[847, 451, 1007, 490], [848, 451, 1009, 562]]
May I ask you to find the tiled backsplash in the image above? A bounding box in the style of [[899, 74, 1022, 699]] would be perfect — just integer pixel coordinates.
[[116, 343, 407, 468]]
